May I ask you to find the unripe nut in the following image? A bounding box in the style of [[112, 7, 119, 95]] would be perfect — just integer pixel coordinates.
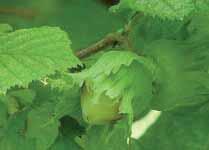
[[81, 83, 121, 125]]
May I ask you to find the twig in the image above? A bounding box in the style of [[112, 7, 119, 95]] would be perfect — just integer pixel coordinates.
[[75, 13, 143, 59], [0, 7, 37, 19], [76, 33, 125, 59]]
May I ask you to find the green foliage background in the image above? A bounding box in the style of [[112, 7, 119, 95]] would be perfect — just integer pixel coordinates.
[[0, 0, 209, 150]]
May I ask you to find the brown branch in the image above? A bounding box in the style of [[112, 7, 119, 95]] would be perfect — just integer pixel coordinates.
[[76, 33, 125, 59], [0, 7, 37, 19], [75, 13, 143, 59]]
